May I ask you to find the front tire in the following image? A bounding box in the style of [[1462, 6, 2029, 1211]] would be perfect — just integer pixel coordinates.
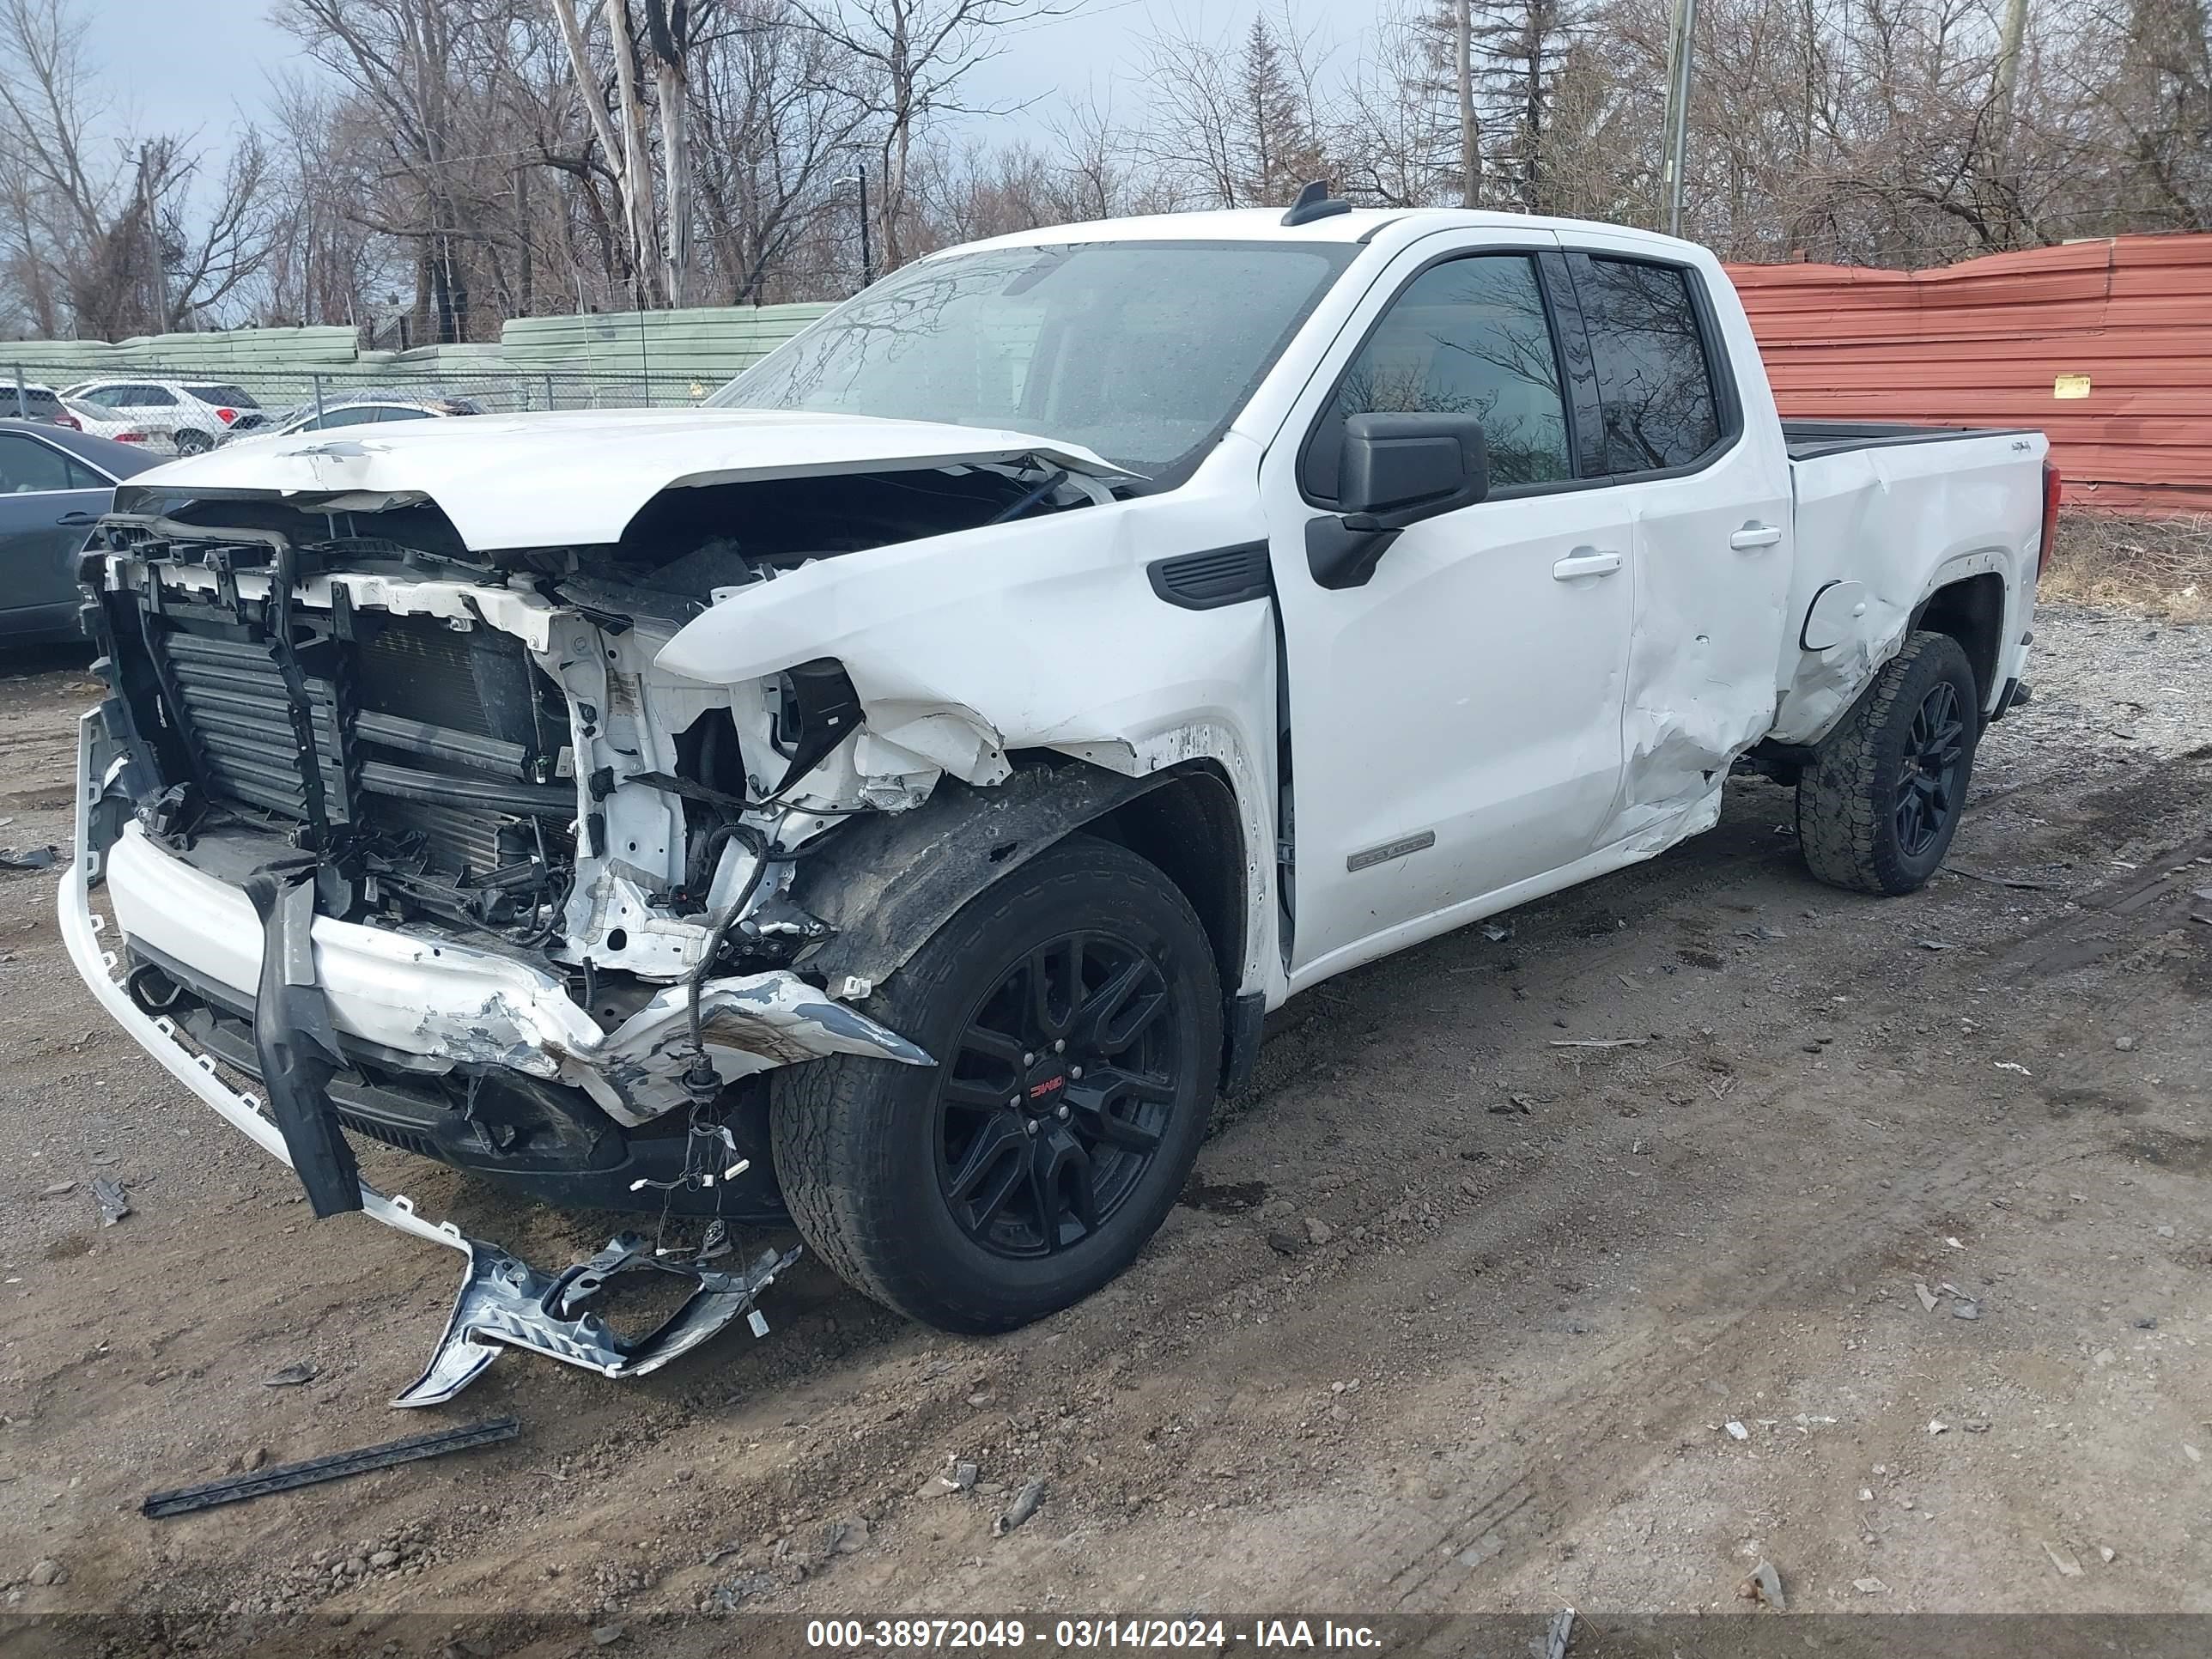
[[1797, 629, 1981, 895], [771, 834, 1223, 1334]]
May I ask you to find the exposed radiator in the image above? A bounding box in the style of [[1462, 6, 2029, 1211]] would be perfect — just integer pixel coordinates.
[[140, 605, 573, 880], [159, 629, 351, 823]]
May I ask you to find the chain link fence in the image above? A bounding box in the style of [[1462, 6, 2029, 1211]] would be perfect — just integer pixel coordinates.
[[9, 361, 750, 456]]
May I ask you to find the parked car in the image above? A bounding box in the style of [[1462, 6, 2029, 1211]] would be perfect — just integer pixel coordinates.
[[254, 392, 485, 437], [59, 379, 266, 453], [4, 382, 82, 428], [0, 420, 159, 644], [61, 198, 2052, 1403]]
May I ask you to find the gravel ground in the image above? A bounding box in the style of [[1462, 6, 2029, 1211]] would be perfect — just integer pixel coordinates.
[[1, 604, 2208, 1656]]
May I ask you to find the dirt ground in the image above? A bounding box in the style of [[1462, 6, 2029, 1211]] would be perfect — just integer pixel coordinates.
[[3, 604, 2209, 1656]]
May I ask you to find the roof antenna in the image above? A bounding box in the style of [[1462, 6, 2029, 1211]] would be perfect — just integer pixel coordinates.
[[1280, 179, 1351, 228]]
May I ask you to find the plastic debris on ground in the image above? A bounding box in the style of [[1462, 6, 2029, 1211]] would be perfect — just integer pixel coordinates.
[[92, 1177, 130, 1225], [993, 1478, 1045, 1537]]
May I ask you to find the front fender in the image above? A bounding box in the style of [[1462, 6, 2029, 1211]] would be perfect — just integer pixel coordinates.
[[788, 761, 1174, 988]]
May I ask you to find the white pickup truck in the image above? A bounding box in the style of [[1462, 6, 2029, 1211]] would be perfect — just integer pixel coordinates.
[[63, 195, 2055, 1402]]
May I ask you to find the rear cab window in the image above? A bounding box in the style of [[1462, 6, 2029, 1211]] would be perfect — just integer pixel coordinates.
[[1567, 253, 1733, 475]]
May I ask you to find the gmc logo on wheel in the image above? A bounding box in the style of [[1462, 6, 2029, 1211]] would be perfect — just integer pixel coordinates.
[[1028, 1076, 1065, 1099]]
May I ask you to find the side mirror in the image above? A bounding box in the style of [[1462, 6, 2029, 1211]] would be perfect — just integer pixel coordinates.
[[1308, 413, 1490, 589], [1340, 412, 1490, 526]]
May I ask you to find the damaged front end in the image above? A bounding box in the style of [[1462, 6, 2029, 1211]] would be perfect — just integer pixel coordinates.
[[62, 459, 1126, 1395]]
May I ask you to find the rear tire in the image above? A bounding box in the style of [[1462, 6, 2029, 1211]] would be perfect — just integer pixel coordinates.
[[173, 428, 214, 455], [1797, 629, 1981, 896], [771, 834, 1222, 1334]]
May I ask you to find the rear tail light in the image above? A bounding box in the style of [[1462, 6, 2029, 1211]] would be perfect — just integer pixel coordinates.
[[52, 411, 80, 430], [2038, 461, 2062, 578], [114, 430, 147, 444], [216, 407, 237, 425]]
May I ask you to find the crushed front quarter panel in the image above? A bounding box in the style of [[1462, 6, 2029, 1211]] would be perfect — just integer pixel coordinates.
[[654, 477, 1284, 995]]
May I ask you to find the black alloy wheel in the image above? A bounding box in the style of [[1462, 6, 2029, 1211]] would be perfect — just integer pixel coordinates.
[[1894, 680, 1968, 856], [1796, 629, 1983, 896], [936, 929, 1182, 1259], [770, 833, 1223, 1334]]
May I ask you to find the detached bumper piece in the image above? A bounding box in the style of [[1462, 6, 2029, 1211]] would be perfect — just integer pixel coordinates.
[[396, 1232, 801, 1407], [244, 867, 362, 1218], [144, 1418, 521, 1517]]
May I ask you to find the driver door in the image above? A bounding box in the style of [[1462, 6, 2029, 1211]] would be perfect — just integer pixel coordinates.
[[1262, 240, 1636, 985]]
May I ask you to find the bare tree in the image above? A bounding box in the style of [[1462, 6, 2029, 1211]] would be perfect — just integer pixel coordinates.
[[281, 0, 508, 339], [1336, 3, 1468, 207], [12, 0, 2212, 342], [690, 0, 878, 300], [1139, 7, 1334, 208], [549, 0, 655, 300], [789, 0, 1068, 270], [0, 0, 274, 336]]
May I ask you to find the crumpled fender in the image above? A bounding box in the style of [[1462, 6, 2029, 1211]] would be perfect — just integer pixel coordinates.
[[790, 761, 1172, 988]]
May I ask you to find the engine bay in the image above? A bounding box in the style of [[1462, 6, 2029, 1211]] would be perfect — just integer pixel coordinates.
[[90, 457, 1104, 985]]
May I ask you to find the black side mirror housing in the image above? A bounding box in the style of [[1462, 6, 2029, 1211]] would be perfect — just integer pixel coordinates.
[[1308, 413, 1491, 589]]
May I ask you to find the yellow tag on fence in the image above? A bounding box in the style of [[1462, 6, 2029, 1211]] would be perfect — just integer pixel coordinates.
[[2052, 374, 2092, 399]]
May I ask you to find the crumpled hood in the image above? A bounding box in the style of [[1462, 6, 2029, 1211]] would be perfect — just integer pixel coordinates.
[[109, 406, 1132, 552]]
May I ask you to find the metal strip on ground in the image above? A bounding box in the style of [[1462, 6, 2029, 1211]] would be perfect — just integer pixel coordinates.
[[143, 1416, 520, 1517]]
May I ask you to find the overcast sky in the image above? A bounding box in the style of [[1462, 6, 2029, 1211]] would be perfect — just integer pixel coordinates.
[[90, 0, 1379, 161]]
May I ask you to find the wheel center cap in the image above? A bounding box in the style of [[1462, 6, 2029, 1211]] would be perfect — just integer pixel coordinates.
[[1024, 1068, 1068, 1109]]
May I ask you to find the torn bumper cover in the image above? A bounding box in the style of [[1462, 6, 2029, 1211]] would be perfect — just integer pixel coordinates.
[[100, 823, 928, 1127], [60, 713, 921, 1401]]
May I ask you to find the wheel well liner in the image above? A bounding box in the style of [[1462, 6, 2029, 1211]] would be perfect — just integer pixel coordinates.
[[1913, 573, 2005, 709], [789, 758, 1248, 1015]]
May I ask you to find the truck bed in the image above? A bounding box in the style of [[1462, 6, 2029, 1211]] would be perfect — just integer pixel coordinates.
[[1782, 419, 2039, 463], [1768, 420, 2046, 747]]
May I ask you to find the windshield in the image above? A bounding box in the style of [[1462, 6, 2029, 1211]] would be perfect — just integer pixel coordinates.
[[708, 240, 1356, 483]]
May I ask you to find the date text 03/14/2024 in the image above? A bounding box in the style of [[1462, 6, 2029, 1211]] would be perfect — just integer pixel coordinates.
[[804, 1619, 1386, 1650]]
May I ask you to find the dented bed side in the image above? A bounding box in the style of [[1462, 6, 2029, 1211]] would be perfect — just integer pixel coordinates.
[[1771, 430, 2044, 745]]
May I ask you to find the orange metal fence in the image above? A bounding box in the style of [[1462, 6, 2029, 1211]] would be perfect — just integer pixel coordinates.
[[1728, 234, 2212, 514]]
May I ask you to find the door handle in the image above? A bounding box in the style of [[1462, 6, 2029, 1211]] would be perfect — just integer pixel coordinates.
[[1729, 523, 1784, 550], [54, 511, 95, 526], [1552, 548, 1622, 580]]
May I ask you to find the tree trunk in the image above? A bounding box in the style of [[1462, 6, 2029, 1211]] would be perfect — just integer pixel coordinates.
[[604, 0, 663, 304], [654, 58, 690, 306], [1457, 0, 1480, 209]]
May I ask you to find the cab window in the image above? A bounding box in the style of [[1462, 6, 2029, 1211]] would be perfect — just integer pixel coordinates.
[[1574, 257, 1723, 474], [1304, 253, 1571, 502]]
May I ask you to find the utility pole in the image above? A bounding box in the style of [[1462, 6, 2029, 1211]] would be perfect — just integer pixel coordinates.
[[838, 171, 872, 290], [1456, 0, 1480, 209], [136, 145, 171, 333], [1991, 0, 2028, 147], [1990, 0, 2029, 243], [1660, 0, 1698, 237]]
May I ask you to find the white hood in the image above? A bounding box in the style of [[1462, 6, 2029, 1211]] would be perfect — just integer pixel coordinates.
[[110, 406, 1132, 552]]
